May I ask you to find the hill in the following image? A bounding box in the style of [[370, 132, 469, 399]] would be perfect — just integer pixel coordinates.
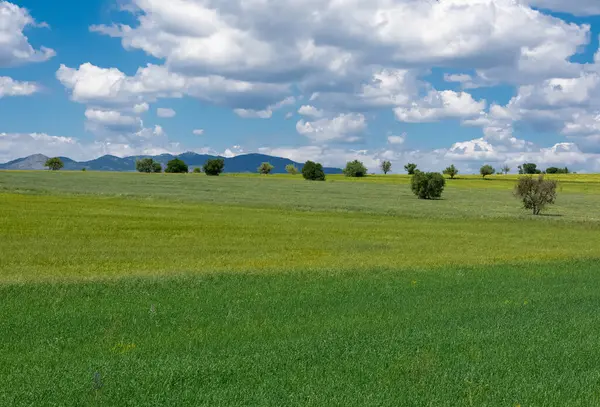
[[0, 152, 343, 174]]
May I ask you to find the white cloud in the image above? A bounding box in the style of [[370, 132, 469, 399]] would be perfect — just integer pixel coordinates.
[[394, 91, 486, 123], [0, 76, 38, 98], [387, 135, 406, 145], [193, 129, 204, 136], [233, 96, 295, 119], [157, 107, 176, 118], [0, 2, 55, 67], [296, 113, 367, 143], [0, 132, 81, 163], [84, 109, 142, 133], [133, 102, 149, 113], [298, 105, 324, 118]]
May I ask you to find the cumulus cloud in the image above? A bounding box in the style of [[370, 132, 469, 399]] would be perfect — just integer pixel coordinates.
[[298, 105, 325, 118], [0, 76, 39, 98], [394, 91, 486, 123], [192, 129, 204, 136], [157, 107, 176, 118], [296, 113, 367, 143], [387, 135, 406, 145], [234, 96, 295, 119]]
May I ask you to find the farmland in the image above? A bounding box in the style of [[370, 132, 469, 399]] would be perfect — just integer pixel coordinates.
[[1, 171, 600, 406]]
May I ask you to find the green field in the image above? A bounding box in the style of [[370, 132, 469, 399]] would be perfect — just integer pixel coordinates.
[[1, 171, 600, 406]]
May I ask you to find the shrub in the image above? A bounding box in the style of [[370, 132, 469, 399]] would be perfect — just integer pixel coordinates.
[[165, 158, 189, 173], [480, 165, 495, 178], [45, 157, 64, 171], [136, 158, 162, 173], [381, 160, 392, 175], [443, 165, 458, 179], [193, 167, 202, 173], [404, 163, 418, 175], [302, 160, 326, 181], [514, 176, 558, 215], [258, 162, 274, 175], [546, 167, 569, 174], [81, 168, 87, 172], [285, 164, 298, 175], [203, 158, 225, 176], [411, 172, 446, 199], [343, 160, 367, 177], [518, 163, 541, 175]]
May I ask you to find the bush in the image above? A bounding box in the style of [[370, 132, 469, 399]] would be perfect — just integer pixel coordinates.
[[302, 161, 326, 181], [258, 162, 274, 175], [411, 171, 446, 199], [404, 163, 418, 175], [81, 168, 87, 172], [343, 160, 367, 177], [203, 158, 225, 176], [136, 158, 162, 173], [285, 164, 298, 175], [45, 157, 64, 171], [193, 167, 202, 173], [480, 165, 495, 178], [546, 166, 569, 174], [381, 160, 392, 175], [165, 158, 189, 173], [514, 176, 558, 215], [518, 163, 541, 175], [443, 165, 458, 179]]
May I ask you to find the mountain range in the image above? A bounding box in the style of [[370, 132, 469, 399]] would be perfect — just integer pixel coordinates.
[[0, 153, 343, 174]]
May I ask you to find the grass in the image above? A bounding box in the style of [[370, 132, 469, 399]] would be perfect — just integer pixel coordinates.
[[1, 170, 600, 406]]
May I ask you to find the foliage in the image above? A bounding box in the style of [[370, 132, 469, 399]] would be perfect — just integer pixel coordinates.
[[81, 168, 87, 172], [136, 158, 162, 173], [381, 160, 392, 175], [165, 158, 189, 173], [546, 167, 570, 174], [501, 165, 511, 175], [514, 175, 558, 215], [193, 167, 202, 173], [519, 163, 542, 175], [404, 163, 418, 175], [258, 162, 274, 175], [480, 165, 495, 178], [45, 157, 64, 171], [203, 159, 225, 176], [411, 171, 446, 199], [302, 161, 326, 181], [443, 165, 459, 179], [343, 160, 368, 177], [285, 164, 299, 175]]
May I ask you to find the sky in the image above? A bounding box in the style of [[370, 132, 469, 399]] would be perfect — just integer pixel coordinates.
[[2, 0, 600, 173]]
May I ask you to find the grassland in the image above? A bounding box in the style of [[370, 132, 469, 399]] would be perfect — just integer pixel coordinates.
[[1, 171, 600, 406]]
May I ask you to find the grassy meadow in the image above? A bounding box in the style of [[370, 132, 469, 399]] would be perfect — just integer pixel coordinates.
[[1, 170, 600, 406]]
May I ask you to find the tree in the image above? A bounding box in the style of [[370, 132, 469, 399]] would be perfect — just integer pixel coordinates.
[[546, 167, 570, 174], [193, 167, 202, 173], [514, 176, 558, 215], [203, 158, 225, 176], [285, 164, 299, 175], [519, 163, 541, 175], [302, 160, 326, 181], [258, 162, 274, 175], [45, 157, 64, 171], [480, 165, 495, 178], [501, 165, 510, 175], [343, 160, 368, 177], [381, 160, 392, 175], [136, 158, 162, 173], [404, 163, 418, 175], [165, 158, 189, 173], [411, 172, 446, 199], [443, 165, 458, 179]]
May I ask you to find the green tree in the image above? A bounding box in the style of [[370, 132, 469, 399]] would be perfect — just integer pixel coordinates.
[[45, 157, 64, 171], [545, 167, 569, 174], [411, 172, 446, 199], [285, 164, 299, 175], [519, 163, 541, 175], [302, 161, 326, 181], [514, 176, 558, 215], [258, 162, 274, 175], [443, 165, 458, 179], [193, 167, 202, 173], [203, 158, 225, 176], [381, 160, 392, 175], [136, 158, 162, 173], [404, 163, 418, 175], [501, 165, 510, 175], [343, 160, 368, 177], [480, 165, 495, 178], [165, 158, 189, 173]]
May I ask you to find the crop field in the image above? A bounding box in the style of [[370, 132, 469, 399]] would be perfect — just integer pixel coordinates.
[[1, 171, 600, 406]]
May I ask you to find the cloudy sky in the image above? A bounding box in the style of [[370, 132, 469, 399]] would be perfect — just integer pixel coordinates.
[[2, 0, 600, 172]]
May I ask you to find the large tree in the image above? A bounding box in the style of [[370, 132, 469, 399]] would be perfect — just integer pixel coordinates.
[[45, 157, 64, 171]]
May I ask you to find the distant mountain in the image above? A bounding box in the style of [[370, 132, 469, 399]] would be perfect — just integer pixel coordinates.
[[0, 152, 343, 174]]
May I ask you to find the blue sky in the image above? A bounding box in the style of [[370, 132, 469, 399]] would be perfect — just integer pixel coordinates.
[[2, 0, 600, 172]]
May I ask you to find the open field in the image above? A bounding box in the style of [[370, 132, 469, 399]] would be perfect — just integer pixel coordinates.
[[2, 171, 600, 406]]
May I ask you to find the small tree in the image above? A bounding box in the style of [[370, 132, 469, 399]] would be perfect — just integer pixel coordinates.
[[258, 162, 274, 175], [381, 160, 392, 175], [480, 165, 495, 178], [519, 163, 541, 175], [411, 171, 446, 200], [443, 165, 458, 179], [546, 167, 570, 174], [193, 167, 202, 173], [302, 160, 326, 181], [343, 160, 367, 177], [136, 158, 162, 173], [514, 176, 558, 215], [501, 165, 510, 175], [404, 163, 418, 175], [285, 164, 298, 175], [165, 158, 189, 173], [203, 158, 225, 176], [45, 157, 64, 171]]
